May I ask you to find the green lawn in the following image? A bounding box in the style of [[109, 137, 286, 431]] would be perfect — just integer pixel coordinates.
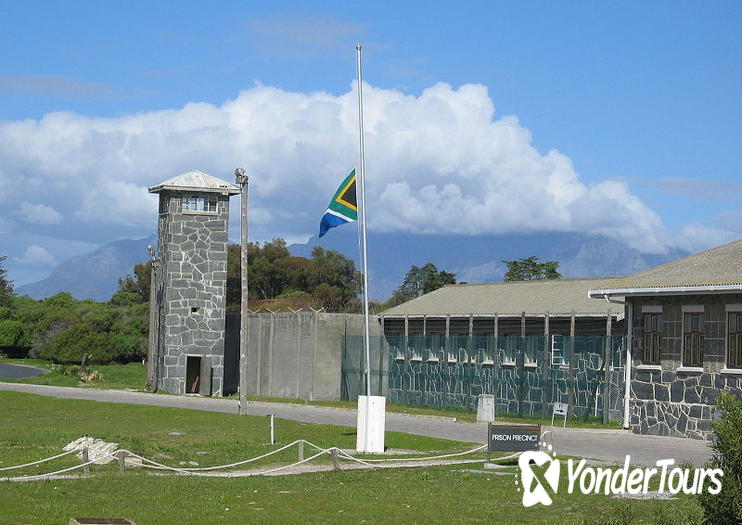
[[0, 357, 147, 390], [0, 392, 702, 525]]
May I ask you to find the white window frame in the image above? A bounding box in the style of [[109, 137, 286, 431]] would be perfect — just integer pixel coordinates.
[[181, 194, 218, 213]]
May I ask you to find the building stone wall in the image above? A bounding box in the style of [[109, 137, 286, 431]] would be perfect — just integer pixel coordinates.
[[156, 190, 230, 395], [628, 294, 742, 439]]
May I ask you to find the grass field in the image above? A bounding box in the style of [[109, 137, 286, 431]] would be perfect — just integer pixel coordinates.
[[0, 357, 147, 390], [0, 392, 703, 525]]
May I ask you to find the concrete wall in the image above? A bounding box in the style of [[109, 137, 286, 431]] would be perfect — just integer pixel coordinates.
[[156, 190, 230, 395], [628, 294, 742, 439], [224, 312, 381, 401]]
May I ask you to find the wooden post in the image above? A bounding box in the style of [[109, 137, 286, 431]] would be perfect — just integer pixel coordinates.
[[116, 450, 126, 472], [81, 448, 90, 475], [331, 448, 340, 470], [146, 249, 159, 392], [603, 309, 612, 425], [298, 440, 305, 461], [236, 169, 250, 415]]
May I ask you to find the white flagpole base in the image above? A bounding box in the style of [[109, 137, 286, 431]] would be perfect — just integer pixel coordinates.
[[356, 395, 386, 453]]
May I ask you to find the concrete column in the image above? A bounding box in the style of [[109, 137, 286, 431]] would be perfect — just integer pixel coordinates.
[[541, 312, 551, 419], [603, 308, 612, 424], [268, 312, 274, 396], [295, 313, 302, 398], [568, 309, 576, 419], [404, 315, 409, 359], [468, 315, 474, 362]]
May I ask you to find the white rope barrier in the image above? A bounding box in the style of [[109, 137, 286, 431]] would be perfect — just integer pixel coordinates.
[[0, 449, 78, 471], [0, 454, 113, 482], [132, 439, 304, 472], [0, 440, 517, 482]]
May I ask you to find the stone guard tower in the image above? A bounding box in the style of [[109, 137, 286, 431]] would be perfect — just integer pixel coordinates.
[[148, 170, 240, 395]]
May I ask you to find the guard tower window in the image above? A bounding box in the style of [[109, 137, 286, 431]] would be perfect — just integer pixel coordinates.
[[182, 194, 217, 213]]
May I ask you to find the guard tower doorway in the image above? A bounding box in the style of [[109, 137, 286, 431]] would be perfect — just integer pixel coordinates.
[[185, 355, 212, 395], [186, 356, 202, 394]]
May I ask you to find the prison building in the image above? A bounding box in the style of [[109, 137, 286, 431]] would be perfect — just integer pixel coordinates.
[[589, 238, 742, 439], [380, 277, 624, 341]]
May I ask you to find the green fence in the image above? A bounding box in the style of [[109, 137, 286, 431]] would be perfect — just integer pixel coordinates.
[[341, 334, 625, 422]]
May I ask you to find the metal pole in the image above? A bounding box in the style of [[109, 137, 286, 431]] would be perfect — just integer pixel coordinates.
[[235, 168, 249, 415], [356, 43, 372, 398], [146, 245, 159, 392]]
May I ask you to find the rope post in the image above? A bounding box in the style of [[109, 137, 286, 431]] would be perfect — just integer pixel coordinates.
[[81, 448, 90, 475], [331, 448, 340, 470], [116, 450, 126, 473], [298, 440, 304, 461]]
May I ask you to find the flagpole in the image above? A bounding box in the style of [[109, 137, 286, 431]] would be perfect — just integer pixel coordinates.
[[355, 43, 372, 398]]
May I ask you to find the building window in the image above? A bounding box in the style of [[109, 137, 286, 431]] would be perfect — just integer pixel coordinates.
[[551, 334, 568, 366], [683, 312, 704, 368], [643, 313, 661, 365], [728, 311, 742, 369], [182, 194, 217, 213]]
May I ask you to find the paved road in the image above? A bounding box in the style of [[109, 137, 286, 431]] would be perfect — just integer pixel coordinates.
[[0, 382, 713, 466], [0, 364, 48, 379]]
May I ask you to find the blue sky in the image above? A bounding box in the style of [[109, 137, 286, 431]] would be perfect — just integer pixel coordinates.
[[1, 1, 740, 286]]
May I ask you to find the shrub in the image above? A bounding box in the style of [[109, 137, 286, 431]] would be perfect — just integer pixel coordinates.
[[41, 324, 143, 364], [0, 319, 29, 347], [698, 391, 742, 524]]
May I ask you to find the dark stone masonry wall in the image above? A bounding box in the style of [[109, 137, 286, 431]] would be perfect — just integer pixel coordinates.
[[628, 294, 742, 440], [156, 191, 230, 395], [630, 369, 741, 440]]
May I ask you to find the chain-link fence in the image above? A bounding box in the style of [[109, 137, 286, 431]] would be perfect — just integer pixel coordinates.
[[341, 334, 625, 422]]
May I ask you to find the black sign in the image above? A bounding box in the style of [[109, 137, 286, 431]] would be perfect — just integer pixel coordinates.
[[487, 423, 541, 452]]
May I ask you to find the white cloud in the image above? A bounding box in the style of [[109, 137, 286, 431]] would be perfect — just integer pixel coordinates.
[[16, 202, 63, 225], [15, 245, 58, 266], [0, 81, 715, 253], [674, 222, 737, 253]]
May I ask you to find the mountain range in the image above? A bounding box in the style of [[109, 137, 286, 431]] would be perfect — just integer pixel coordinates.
[[16, 230, 688, 302]]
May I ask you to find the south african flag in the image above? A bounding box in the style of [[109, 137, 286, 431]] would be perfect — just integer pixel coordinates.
[[319, 170, 358, 237]]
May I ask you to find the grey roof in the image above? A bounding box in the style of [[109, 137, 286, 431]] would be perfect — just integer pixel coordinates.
[[589, 238, 742, 294], [148, 170, 240, 195], [382, 277, 621, 317]]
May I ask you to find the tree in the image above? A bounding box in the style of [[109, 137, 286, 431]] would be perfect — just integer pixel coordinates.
[[0, 256, 13, 308], [117, 260, 152, 302], [388, 263, 456, 306], [502, 256, 561, 281], [226, 240, 362, 311]]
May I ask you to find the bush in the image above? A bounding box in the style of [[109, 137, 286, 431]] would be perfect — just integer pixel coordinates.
[[698, 391, 742, 524], [0, 319, 29, 347], [41, 324, 143, 364]]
